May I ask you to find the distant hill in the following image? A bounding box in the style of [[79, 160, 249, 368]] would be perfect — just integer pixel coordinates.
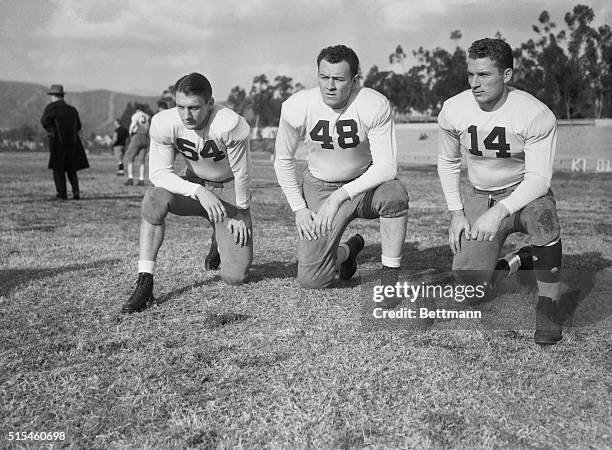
[[0, 80, 159, 136]]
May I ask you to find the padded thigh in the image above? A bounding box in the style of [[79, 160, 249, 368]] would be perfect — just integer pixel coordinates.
[[359, 179, 409, 219], [141, 187, 176, 225], [517, 191, 560, 246]]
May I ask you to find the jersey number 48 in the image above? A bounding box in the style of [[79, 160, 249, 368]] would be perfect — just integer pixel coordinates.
[[309, 119, 360, 150]]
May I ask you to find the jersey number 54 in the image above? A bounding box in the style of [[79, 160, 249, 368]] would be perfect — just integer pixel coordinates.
[[176, 138, 226, 162]]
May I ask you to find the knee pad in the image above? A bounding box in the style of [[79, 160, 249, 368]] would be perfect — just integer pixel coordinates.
[[373, 180, 410, 218], [531, 240, 562, 283], [141, 187, 172, 225], [527, 207, 561, 246]]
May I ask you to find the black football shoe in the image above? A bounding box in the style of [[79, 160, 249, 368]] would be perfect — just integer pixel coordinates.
[[124, 178, 134, 186], [339, 234, 365, 280], [534, 297, 562, 345], [121, 273, 154, 313], [376, 266, 402, 309], [205, 235, 221, 271]]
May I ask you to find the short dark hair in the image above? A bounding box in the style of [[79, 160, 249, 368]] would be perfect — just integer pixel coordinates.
[[157, 100, 168, 110], [174, 73, 212, 101], [468, 38, 513, 71], [317, 45, 360, 78]]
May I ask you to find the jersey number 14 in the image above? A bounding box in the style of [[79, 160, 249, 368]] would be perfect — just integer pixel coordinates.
[[467, 125, 511, 158]]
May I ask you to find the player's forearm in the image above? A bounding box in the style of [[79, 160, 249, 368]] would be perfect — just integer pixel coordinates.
[[437, 155, 463, 210], [149, 143, 200, 198], [149, 168, 200, 198], [273, 158, 307, 211], [502, 127, 555, 214], [499, 174, 550, 214], [342, 161, 396, 199], [226, 142, 251, 209], [233, 174, 250, 209]]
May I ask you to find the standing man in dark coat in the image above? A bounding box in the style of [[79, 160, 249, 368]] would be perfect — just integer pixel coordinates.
[[111, 118, 129, 176], [40, 84, 89, 200]]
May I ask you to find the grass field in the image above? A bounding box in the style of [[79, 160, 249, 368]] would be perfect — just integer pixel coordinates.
[[1, 152, 611, 449]]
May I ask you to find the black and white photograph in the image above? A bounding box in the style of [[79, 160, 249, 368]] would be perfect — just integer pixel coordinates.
[[1, 0, 611, 447]]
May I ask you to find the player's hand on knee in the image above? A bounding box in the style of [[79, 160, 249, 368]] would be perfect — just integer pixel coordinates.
[[314, 199, 339, 236], [227, 216, 251, 247], [313, 189, 346, 236], [449, 210, 471, 254], [295, 208, 317, 241], [196, 186, 226, 223], [470, 218, 495, 241], [470, 204, 508, 242]]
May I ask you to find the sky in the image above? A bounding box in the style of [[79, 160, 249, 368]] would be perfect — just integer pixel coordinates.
[[1, 0, 610, 99]]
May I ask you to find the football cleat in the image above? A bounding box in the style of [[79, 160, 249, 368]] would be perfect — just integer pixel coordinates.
[[339, 234, 364, 280], [121, 273, 154, 313], [124, 178, 134, 186], [205, 236, 221, 271], [137, 179, 145, 186], [534, 297, 562, 345], [116, 170, 125, 176], [376, 266, 401, 309]]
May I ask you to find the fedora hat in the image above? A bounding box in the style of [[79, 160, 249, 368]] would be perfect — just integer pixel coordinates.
[[47, 84, 65, 96]]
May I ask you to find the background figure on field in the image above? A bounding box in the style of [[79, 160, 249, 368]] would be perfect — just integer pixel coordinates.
[[156, 100, 169, 114], [125, 103, 151, 186], [111, 119, 129, 176], [40, 84, 89, 200]]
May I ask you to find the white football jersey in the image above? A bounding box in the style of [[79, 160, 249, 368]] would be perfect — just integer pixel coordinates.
[[274, 86, 397, 212], [148, 105, 251, 208], [130, 110, 151, 135], [437, 87, 557, 214]]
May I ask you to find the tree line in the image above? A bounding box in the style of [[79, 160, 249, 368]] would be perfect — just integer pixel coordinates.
[[226, 4, 611, 124]]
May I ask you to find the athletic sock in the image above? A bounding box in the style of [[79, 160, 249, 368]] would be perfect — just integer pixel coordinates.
[[138, 260, 156, 275], [381, 255, 401, 268]]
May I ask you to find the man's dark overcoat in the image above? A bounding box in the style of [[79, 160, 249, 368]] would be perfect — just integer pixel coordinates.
[[40, 100, 89, 171]]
